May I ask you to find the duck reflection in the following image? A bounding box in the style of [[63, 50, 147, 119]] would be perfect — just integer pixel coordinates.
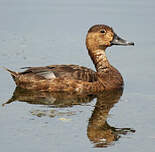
[[87, 88, 135, 147], [3, 87, 96, 107], [3, 87, 135, 147]]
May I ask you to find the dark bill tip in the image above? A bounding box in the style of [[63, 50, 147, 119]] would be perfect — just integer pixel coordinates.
[[111, 33, 134, 46], [127, 42, 134, 46]]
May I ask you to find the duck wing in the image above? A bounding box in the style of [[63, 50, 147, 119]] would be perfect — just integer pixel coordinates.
[[21, 64, 97, 82]]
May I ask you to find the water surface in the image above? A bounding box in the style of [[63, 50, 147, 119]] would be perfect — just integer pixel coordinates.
[[0, 0, 155, 152]]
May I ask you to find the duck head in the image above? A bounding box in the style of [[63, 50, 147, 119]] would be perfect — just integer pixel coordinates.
[[86, 24, 134, 51]]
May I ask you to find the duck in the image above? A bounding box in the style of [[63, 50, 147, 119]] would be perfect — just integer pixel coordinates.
[[4, 24, 134, 94]]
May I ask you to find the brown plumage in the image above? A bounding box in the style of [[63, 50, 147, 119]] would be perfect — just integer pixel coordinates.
[[4, 24, 134, 94]]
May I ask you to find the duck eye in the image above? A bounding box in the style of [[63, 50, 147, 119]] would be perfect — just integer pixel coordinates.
[[100, 30, 106, 34]]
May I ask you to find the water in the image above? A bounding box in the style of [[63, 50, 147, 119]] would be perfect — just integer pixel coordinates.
[[0, 0, 155, 151]]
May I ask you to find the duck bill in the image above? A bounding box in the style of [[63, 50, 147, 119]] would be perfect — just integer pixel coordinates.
[[111, 33, 134, 46]]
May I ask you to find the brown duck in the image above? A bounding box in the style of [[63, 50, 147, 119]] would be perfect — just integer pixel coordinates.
[[4, 24, 134, 94]]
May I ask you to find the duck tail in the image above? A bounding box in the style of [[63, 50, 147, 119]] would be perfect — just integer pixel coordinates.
[[1, 66, 19, 78]]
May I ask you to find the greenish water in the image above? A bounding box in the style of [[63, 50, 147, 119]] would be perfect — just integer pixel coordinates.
[[0, 0, 155, 152]]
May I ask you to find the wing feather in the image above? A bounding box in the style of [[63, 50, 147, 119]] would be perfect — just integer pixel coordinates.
[[21, 65, 97, 82]]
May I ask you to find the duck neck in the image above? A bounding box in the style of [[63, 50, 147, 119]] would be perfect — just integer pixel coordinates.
[[88, 49, 110, 72]]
